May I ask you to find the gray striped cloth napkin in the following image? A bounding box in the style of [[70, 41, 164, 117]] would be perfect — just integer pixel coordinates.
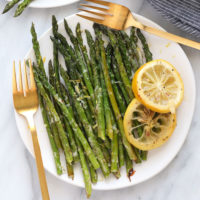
[[147, 0, 200, 38]]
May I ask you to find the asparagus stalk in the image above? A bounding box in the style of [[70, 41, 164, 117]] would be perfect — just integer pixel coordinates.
[[64, 20, 95, 104], [100, 59, 118, 171], [106, 29, 134, 100], [120, 30, 140, 69], [66, 162, 74, 180], [33, 66, 73, 165], [33, 68, 99, 169], [2, 0, 20, 14], [86, 30, 110, 140], [115, 31, 133, 79], [75, 137, 92, 197], [130, 27, 138, 44], [39, 95, 62, 175], [105, 44, 127, 115], [31, 23, 46, 75], [50, 36, 95, 116], [93, 24, 134, 99], [62, 82, 97, 181], [96, 30, 137, 161], [118, 137, 125, 167], [93, 39, 106, 141], [106, 44, 130, 105], [59, 83, 79, 163], [100, 63, 113, 140], [63, 118, 79, 163], [87, 157, 98, 184], [14, 0, 33, 17], [48, 61, 62, 149], [49, 31, 79, 161], [52, 15, 58, 36], [125, 150, 135, 181], [110, 112, 119, 173], [60, 67, 110, 177], [76, 23, 93, 86], [136, 29, 153, 62]]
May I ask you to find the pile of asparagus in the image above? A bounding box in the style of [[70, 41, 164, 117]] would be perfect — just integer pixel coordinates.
[[2, 0, 33, 17], [31, 15, 152, 197]]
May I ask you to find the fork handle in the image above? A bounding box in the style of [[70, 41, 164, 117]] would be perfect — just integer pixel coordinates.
[[27, 116, 50, 200], [141, 25, 200, 50]]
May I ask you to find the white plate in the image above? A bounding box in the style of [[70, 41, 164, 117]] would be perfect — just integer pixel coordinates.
[[7, 0, 79, 8], [15, 13, 196, 190]]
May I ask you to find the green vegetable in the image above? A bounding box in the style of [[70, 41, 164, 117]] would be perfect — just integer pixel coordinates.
[[125, 150, 134, 181], [34, 68, 99, 169], [75, 137, 92, 197], [14, 0, 33, 17], [105, 44, 127, 115], [60, 66, 110, 177], [33, 66, 73, 165], [110, 112, 119, 173], [120, 30, 140, 69], [2, 0, 20, 14], [106, 44, 130, 105], [39, 95, 62, 175], [107, 29, 134, 100], [48, 60, 62, 150], [76, 23, 93, 86], [136, 29, 153, 62], [115, 31, 133, 79], [118, 137, 125, 167], [66, 162, 74, 180], [96, 30, 137, 161], [64, 20, 95, 105]]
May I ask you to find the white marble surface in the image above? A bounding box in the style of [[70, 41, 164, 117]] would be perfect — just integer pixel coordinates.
[[0, 0, 200, 199]]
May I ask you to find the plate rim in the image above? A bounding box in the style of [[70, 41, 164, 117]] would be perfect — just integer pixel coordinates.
[[19, 12, 196, 190], [6, 0, 80, 8]]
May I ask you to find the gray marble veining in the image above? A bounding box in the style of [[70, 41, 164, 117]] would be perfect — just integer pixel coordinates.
[[0, 0, 199, 199]]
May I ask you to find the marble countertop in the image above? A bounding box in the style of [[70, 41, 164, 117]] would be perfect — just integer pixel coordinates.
[[0, 0, 200, 199]]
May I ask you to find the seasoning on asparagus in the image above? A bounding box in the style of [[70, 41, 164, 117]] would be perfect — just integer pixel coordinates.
[[106, 28, 134, 100], [64, 20, 95, 104], [105, 43, 127, 115], [76, 23, 93, 86], [33, 67, 100, 169], [96, 30, 137, 161], [33, 65, 73, 165], [60, 66, 110, 176], [106, 44, 130, 105], [48, 60, 62, 150], [39, 95, 62, 175]]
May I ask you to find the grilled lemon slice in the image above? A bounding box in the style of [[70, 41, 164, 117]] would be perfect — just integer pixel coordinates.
[[123, 99, 176, 150]]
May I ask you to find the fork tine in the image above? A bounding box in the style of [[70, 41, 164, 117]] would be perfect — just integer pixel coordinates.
[[77, 14, 104, 25], [23, 60, 29, 92], [12, 61, 18, 93], [78, 9, 107, 18], [84, 0, 110, 6], [29, 60, 36, 90], [19, 61, 23, 92], [80, 4, 109, 12]]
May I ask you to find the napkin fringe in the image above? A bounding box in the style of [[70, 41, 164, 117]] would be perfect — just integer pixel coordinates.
[[147, 0, 200, 38]]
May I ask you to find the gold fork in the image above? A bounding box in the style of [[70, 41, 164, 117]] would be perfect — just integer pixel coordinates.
[[78, 0, 200, 50], [12, 60, 50, 200]]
